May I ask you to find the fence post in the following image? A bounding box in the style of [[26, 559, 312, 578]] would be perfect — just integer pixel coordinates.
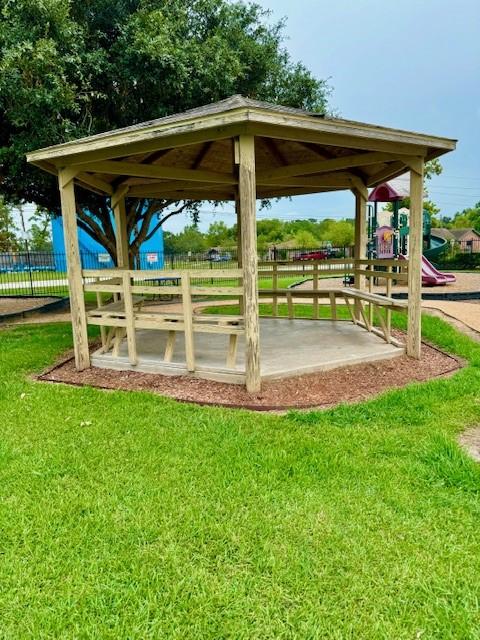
[[25, 247, 34, 296]]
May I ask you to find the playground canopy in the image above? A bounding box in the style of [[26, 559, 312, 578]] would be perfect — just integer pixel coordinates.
[[27, 95, 456, 392], [368, 177, 411, 202]]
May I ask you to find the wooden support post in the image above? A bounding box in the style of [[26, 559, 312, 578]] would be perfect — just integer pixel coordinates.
[[287, 291, 294, 319], [226, 334, 238, 369], [376, 306, 391, 344], [181, 273, 195, 372], [343, 294, 357, 324], [352, 178, 368, 320], [237, 135, 261, 393], [358, 299, 371, 332], [112, 329, 126, 358], [329, 292, 337, 321], [102, 327, 116, 354], [95, 290, 107, 348], [313, 264, 319, 319], [368, 264, 374, 326], [111, 187, 130, 352], [121, 271, 137, 365], [235, 193, 244, 315], [58, 168, 90, 370], [272, 263, 278, 317], [386, 265, 392, 340], [407, 158, 424, 358], [112, 187, 130, 268], [164, 330, 176, 362]]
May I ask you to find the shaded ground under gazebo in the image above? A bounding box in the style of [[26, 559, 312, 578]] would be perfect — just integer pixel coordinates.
[[27, 95, 456, 392]]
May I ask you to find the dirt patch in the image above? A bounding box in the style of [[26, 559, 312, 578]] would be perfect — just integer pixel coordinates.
[[423, 306, 480, 342], [0, 296, 64, 317], [38, 333, 462, 411], [459, 427, 480, 462]]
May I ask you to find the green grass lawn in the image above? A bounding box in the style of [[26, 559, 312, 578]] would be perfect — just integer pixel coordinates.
[[0, 275, 303, 305], [1, 316, 480, 638], [204, 300, 353, 320], [0, 269, 67, 283]]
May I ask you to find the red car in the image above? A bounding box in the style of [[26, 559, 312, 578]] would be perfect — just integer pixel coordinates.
[[297, 250, 329, 261]]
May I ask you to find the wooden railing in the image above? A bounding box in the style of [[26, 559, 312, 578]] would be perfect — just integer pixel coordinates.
[[82, 268, 245, 372], [355, 259, 408, 338], [80, 258, 409, 371], [258, 258, 408, 345]]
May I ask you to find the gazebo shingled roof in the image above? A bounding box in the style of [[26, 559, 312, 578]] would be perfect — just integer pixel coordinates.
[[27, 94, 456, 203]]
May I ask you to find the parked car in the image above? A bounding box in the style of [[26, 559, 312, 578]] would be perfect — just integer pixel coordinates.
[[297, 250, 329, 261], [209, 252, 232, 262]]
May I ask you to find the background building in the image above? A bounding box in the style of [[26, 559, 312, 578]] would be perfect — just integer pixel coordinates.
[[52, 215, 164, 270]]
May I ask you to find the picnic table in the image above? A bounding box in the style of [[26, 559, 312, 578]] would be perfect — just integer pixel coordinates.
[[143, 276, 181, 300]]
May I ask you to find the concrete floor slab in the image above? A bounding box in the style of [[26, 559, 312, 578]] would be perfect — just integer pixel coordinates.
[[91, 318, 403, 384]]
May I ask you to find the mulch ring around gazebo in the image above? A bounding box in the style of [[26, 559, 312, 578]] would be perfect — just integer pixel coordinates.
[[38, 333, 462, 411]]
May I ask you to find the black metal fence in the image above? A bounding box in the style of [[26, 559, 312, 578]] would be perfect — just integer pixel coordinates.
[[0, 246, 354, 298], [434, 239, 480, 270]]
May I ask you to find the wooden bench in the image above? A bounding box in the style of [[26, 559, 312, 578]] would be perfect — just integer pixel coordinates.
[[258, 287, 407, 345], [87, 304, 244, 369], [84, 268, 246, 371], [88, 295, 146, 357]]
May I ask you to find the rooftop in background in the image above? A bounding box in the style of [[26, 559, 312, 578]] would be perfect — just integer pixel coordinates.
[[433, 228, 480, 241]]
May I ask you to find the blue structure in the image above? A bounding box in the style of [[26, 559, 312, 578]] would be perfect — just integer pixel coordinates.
[[52, 214, 164, 270]]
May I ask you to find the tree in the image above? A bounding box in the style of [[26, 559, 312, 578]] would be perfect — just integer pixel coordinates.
[[450, 201, 480, 231], [0, 0, 330, 264], [205, 221, 235, 248], [320, 220, 354, 246], [294, 229, 318, 248], [29, 206, 53, 251], [0, 197, 21, 251], [166, 225, 207, 254]]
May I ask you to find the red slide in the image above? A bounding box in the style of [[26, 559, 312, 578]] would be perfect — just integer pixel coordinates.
[[421, 256, 456, 286]]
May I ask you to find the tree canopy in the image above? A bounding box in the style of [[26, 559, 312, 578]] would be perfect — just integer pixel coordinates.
[[436, 201, 480, 231], [163, 217, 355, 255], [0, 0, 330, 261], [0, 196, 20, 252]]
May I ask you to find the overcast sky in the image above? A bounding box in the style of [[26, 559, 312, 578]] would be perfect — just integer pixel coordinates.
[[16, 1, 480, 236], [165, 0, 480, 232]]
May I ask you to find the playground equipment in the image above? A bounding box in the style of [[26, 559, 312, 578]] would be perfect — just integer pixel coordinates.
[[368, 180, 455, 286], [425, 230, 450, 259], [421, 256, 456, 286]]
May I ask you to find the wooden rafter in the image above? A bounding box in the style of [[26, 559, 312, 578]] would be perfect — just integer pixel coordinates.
[[136, 148, 173, 165], [295, 141, 370, 183], [192, 141, 213, 169], [256, 151, 402, 182], [80, 160, 237, 184], [77, 172, 114, 195], [367, 160, 409, 187], [257, 172, 354, 188], [261, 137, 288, 167], [127, 180, 221, 197]]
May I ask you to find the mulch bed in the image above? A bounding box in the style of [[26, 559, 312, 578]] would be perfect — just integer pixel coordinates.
[[38, 332, 462, 411], [0, 296, 59, 315]]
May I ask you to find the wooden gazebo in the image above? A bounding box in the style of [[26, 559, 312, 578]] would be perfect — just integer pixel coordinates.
[[27, 95, 456, 392]]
